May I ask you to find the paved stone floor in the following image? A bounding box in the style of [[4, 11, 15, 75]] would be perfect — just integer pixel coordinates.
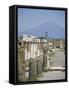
[[37, 71, 65, 80], [38, 49, 65, 80], [49, 49, 65, 67]]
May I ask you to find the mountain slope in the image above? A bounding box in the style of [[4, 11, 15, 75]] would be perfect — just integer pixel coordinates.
[[18, 22, 65, 38]]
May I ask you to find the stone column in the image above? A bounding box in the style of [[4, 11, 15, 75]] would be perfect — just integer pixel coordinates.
[[37, 59, 42, 76], [47, 56, 50, 67], [33, 43, 34, 58], [27, 42, 30, 60], [30, 43, 33, 58], [29, 59, 36, 81], [42, 32, 49, 71], [18, 44, 26, 81], [60, 39, 63, 48], [43, 47, 48, 71], [29, 42, 31, 59], [25, 42, 28, 60], [35, 43, 37, 58], [37, 43, 40, 56], [33, 43, 36, 58]]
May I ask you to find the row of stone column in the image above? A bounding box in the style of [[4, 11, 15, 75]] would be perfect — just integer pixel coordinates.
[[29, 58, 43, 81], [29, 46, 49, 81], [18, 50, 48, 81], [18, 41, 49, 81], [18, 52, 43, 81], [24, 42, 42, 61]]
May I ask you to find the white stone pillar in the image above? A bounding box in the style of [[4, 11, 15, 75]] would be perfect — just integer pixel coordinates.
[[60, 39, 63, 48], [33, 43, 34, 58], [47, 56, 49, 67], [27, 42, 30, 60], [35, 43, 37, 58], [25, 42, 28, 61], [33, 43, 35, 58], [30, 43, 33, 58], [38, 43, 40, 56], [34, 43, 35, 58], [29, 42, 31, 59]]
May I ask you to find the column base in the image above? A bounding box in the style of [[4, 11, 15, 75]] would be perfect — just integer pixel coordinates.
[[43, 66, 50, 72]]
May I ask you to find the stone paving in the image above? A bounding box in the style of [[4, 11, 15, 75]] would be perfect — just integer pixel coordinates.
[[37, 49, 65, 80], [37, 71, 65, 80], [49, 49, 65, 67]]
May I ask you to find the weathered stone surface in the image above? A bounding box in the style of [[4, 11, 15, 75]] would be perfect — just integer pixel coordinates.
[[29, 59, 36, 81], [18, 49, 26, 81], [43, 47, 48, 70], [37, 60, 42, 76]]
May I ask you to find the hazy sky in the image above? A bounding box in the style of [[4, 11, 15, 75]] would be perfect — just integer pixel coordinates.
[[18, 8, 65, 38]]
